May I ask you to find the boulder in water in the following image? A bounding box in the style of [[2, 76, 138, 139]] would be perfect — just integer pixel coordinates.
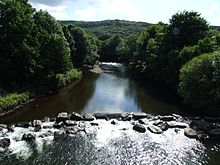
[[121, 113, 132, 121], [64, 120, 77, 126], [158, 115, 175, 121], [32, 120, 42, 127], [70, 112, 84, 121], [54, 131, 66, 140], [133, 112, 149, 120], [184, 128, 198, 138], [167, 121, 188, 128], [133, 124, 146, 133], [0, 138, 10, 148], [56, 112, 69, 123], [148, 125, 163, 134], [22, 133, 36, 142], [83, 113, 95, 121]]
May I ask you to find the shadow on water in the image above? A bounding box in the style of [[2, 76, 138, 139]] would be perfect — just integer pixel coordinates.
[[1, 65, 190, 123]]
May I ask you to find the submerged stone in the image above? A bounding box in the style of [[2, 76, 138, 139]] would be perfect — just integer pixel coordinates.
[[0, 138, 10, 148], [70, 112, 84, 121], [54, 131, 66, 140], [32, 120, 42, 127], [64, 120, 77, 126], [157, 122, 169, 131], [56, 112, 69, 123], [209, 129, 220, 136], [184, 128, 198, 138], [65, 127, 78, 134], [167, 121, 188, 128], [83, 113, 95, 121], [133, 124, 146, 133], [148, 125, 163, 134], [53, 122, 63, 129], [133, 112, 148, 120], [22, 133, 36, 142], [121, 113, 132, 121], [158, 115, 175, 121]]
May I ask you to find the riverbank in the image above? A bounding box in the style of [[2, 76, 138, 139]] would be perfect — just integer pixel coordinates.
[[0, 112, 220, 164], [0, 69, 82, 117]]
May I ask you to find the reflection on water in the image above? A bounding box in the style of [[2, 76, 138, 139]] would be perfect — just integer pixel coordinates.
[[1, 68, 184, 123]]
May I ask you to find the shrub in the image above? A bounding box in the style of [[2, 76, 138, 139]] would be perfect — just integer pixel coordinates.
[[179, 51, 220, 109], [0, 92, 30, 113], [56, 69, 82, 88]]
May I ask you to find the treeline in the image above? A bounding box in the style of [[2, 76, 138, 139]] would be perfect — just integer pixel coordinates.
[[0, 0, 99, 112], [61, 20, 150, 40], [0, 0, 99, 94], [98, 11, 220, 113]]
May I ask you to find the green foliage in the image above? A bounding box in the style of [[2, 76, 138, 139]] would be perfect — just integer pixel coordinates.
[[61, 20, 151, 40], [0, 0, 73, 91], [62, 25, 99, 67], [100, 35, 122, 62], [179, 52, 220, 109], [0, 92, 29, 112], [56, 69, 82, 88]]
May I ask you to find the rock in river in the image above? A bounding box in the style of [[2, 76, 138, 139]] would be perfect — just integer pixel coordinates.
[[22, 133, 36, 142], [64, 120, 77, 126], [148, 125, 163, 134], [133, 124, 146, 133], [133, 112, 148, 120], [0, 138, 10, 148], [184, 128, 198, 138], [83, 113, 95, 121], [158, 115, 175, 121], [167, 121, 188, 128], [32, 120, 42, 127], [121, 113, 132, 121], [56, 112, 69, 123], [70, 112, 84, 121], [54, 131, 66, 140]]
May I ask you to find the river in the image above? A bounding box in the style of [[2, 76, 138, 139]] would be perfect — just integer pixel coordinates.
[[0, 63, 220, 164]]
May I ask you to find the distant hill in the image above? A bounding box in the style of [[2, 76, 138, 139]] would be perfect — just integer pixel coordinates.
[[61, 20, 151, 40]]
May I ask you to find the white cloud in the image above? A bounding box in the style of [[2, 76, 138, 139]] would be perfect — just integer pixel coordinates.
[[75, 7, 98, 21], [32, 3, 67, 12], [73, 0, 142, 21]]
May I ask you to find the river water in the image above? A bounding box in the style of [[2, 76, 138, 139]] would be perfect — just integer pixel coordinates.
[[0, 63, 220, 164]]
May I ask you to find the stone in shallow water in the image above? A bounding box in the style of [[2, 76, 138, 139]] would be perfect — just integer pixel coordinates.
[[70, 112, 84, 121], [83, 113, 95, 121], [32, 120, 42, 127], [94, 113, 108, 120], [153, 120, 163, 126], [158, 115, 175, 121], [0, 138, 10, 148], [121, 113, 132, 121], [138, 119, 146, 124], [65, 127, 78, 134], [209, 129, 220, 136], [184, 128, 198, 138], [167, 121, 188, 128], [56, 112, 69, 123], [147, 125, 163, 134], [133, 112, 148, 120], [0, 124, 7, 129], [53, 122, 63, 129], [157, 122, 169, 131], [54, 131, 66, 140], [133, 124, 146, 133], [22, 133, 36, 142], [64, 120, 77, 126], [110, 119, 118, 125], [90, 122, 99, 126]]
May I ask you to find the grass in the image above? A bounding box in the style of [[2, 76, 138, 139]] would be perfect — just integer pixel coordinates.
[[0, 92, 30, 113]]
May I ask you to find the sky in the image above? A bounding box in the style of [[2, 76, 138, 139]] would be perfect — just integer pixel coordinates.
[[29, 0, 220, 25]]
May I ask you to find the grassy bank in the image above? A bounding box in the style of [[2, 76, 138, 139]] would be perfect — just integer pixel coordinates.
[[0, 92, 30, 113], [0, 69, 82, 114]]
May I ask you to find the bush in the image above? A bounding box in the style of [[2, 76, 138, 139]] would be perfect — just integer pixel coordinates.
[[0, 92, 30, 113], [56, 69, 82, 88], [179, 51, 220, 109]]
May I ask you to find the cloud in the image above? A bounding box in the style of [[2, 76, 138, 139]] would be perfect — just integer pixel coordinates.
[[32, 3, 67, 12], [29, 0, 68, 7], [74, 0, 142, 21]]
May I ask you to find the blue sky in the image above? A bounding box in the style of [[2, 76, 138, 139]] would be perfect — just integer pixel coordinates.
[[29, 0, 220, 25]]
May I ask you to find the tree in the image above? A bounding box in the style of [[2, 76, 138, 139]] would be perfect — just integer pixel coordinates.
[[167, 11, 209, 49], [100, 35, 122, 62], [179, 51, 220, 110]]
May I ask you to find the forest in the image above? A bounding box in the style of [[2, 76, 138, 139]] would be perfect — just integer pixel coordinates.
[[0, 0, 220, 114]]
